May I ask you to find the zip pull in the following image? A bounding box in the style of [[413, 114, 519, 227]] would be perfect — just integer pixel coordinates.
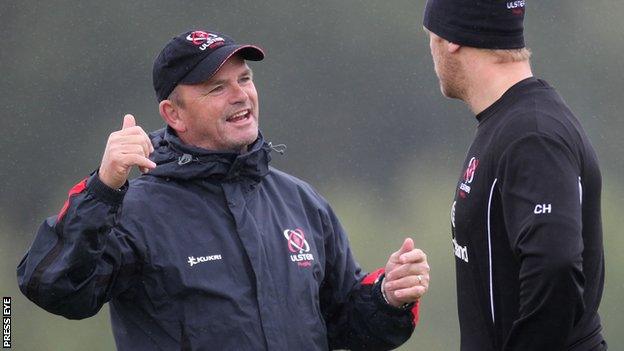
[[178, 153, 193, 165], [268, 142, 287, 155]]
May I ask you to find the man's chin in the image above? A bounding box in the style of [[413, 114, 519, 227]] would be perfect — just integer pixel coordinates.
[[441, 84, 461, 100], [229, 130, 259, 152]]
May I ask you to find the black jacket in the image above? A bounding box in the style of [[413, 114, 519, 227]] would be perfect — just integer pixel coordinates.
[[18, 128, 418, 350], [451, 78, 606, 350]]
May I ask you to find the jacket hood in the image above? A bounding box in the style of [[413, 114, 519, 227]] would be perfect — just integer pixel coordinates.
[[146, 126, 271, 182]]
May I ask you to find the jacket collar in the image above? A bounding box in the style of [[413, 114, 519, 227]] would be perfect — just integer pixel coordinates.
[[147, 127, 271, 182]]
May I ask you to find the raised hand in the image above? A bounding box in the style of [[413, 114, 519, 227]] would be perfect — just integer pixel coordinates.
[[382, 238, 430, 307], [98, 114, 156, 189]]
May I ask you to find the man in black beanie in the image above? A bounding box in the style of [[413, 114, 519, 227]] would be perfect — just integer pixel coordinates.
[[423, 1, 607, 350]]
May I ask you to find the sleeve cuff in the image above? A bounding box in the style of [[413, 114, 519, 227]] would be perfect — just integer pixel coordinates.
[[372, 273, 415, 315], [86, 171, 128, 205]]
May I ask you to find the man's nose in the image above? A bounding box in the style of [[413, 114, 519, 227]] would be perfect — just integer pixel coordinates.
[[229, 83, 248, 104]]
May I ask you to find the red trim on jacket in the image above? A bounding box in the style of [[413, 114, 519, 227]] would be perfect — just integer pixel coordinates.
[[361, 268, 385, 285], [57, 178, 88, 221], [411, 300, 420, 326]]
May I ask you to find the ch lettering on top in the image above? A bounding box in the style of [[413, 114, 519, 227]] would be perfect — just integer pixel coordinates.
[[533, 203, 552, 215]]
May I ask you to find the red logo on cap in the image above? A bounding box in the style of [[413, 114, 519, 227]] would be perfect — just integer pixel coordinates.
[[185, 31, 225, 51]]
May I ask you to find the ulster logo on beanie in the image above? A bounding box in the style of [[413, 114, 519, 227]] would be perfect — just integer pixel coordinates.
[[505, 0, 526, 16], [423, 0, 526, 49]]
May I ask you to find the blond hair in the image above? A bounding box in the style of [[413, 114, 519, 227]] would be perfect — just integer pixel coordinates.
[[485, 47, 532, 63]]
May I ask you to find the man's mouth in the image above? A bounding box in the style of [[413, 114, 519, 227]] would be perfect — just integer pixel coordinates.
[[226, 109, 251, 123]]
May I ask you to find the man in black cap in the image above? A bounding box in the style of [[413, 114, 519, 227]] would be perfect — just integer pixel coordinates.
[[18, 30, 430, 350], [423, 1, 607, 350]]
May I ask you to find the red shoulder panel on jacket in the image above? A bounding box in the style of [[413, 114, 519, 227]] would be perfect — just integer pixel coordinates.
[[57, 178, 88, 221]]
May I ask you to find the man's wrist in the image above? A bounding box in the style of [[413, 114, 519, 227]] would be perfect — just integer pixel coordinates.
[[380, 276, 391, 304], [88, 170, 128, 205], [377, 274, 413, 310]]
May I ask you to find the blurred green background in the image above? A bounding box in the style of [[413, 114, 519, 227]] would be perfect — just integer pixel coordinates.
[[1, 1, 622, 350]]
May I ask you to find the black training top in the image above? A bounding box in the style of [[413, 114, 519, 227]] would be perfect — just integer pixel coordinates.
[[451, 77, 606, 351]]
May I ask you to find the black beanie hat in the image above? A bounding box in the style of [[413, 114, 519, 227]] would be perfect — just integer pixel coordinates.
[[423, 0, 526, 49]]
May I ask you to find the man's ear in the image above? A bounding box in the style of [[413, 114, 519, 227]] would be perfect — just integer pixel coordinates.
[[159, 99, 186, 133], [448, 42, 461, 54]]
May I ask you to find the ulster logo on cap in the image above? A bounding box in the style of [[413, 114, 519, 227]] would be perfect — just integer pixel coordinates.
[[185, 31, 226, 51]]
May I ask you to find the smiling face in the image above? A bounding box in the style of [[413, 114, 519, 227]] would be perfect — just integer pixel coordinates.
[[167, 55, 259, 152]]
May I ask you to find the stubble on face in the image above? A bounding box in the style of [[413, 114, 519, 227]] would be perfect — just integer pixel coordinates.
[[430, 34, 468, 101]]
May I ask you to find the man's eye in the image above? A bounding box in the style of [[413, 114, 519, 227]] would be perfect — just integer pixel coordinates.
[[210, 86, 224, 93], [240, 76, 251, 83]]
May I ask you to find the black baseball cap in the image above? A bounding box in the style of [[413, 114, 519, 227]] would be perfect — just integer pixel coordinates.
[[153, 30, 264, 102], [423, 0, 526, 49]]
